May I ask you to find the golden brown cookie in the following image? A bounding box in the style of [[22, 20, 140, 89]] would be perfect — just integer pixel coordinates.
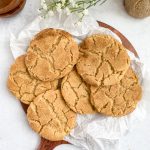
[[7, 55, 58, 104], [90, 68, 142, 117], [76, 34, 130, 86], [25, 28, 79, 81], [27, 90, 77, 141], [61, 70, 95, 114]]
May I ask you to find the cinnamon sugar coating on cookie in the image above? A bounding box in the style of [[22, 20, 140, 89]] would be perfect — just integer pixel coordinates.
[[7, 55, 58, 104], [76, 34, 130, 86], [90, 68, 142, 117], [25, 29, 79, 81], [27, 90, 77, 141], [61, 70, 95, 114]]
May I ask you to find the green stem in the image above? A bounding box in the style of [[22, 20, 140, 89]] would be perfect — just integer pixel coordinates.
[[40, 0, 107, 20]]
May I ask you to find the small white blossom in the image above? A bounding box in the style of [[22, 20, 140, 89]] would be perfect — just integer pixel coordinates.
[[56, 3, 62, 12], [56, 3, 62, 8], [74, 4, 78, 8], [65, 7, 71, 15], [69, 0, 75, 7], [39, 0, 106, 21], [61, 0, 66, 6], [91, 0, 96, 5], [56, 7, 62, 12], [41, 0, 47, 10], [43, 4, 48, 10], [61, 0, 66, 3], [69, 0, 73, 3], [83, 9, 88, 15], [41, 0, 45, 5], [76, 21, 82, 26], [48, 10, 54, 16]]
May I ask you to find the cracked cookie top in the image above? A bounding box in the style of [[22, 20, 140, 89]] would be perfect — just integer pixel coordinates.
[[27, 90, 77, 141], [7, 55, 58, 104], [76, 34, 130, 86], [25, 28, 79, 81], [61, 69, 95, 114], [90, 68, 142, 117]]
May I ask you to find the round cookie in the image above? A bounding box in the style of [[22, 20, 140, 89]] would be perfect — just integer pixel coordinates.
[[90, 68, 142, 117], [7, 55, 58, 104], [25, 28, 79, 81], [27, 90, 77, 141], [76, 34, 130, 86], [61, 70, 95, 114]]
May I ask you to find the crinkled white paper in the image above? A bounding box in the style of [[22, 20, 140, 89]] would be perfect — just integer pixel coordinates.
[[10, 13, 146, 150]]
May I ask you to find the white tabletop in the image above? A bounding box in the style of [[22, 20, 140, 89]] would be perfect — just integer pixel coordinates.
[[0, 0, 150, 150]]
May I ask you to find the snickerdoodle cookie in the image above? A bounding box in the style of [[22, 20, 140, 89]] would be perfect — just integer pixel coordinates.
[[7, 55, 58, 104], [61, 70, 95, 114], [90, 68, 142, 117], [76, 34, 130, 86], [27, 90, 77, 141], [25, 29, 79, 81]]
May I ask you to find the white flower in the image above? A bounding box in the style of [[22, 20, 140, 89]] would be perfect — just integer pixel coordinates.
[[56, 3, 61, 9], [56, 8, 62, 12], [77, 13, 83, 18], [41, 0, 45, 5], [61, 0, 66, 5], [69, 0, 75, 7], [76, 21, 82, 26], [48, 10, 54, 16], [91, 0, 96, 5], [83, 9, 88, 15], [65, 7, 71, 15], [56, 3, 62, 12], [41, 0, 48, 10], [73, 4, 78, 8], [37, 9, 41, 14], [69, 0, 74, 3], [43, 4, 48, 10]]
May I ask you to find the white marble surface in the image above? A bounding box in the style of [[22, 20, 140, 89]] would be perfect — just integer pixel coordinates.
[[0, 0, 150, 150]]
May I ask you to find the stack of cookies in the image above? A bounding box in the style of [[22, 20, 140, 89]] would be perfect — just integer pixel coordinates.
[[7, 29, 142, 141]]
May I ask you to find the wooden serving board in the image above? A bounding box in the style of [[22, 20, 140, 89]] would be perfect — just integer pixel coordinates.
[[21, 21, 139, 150]]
